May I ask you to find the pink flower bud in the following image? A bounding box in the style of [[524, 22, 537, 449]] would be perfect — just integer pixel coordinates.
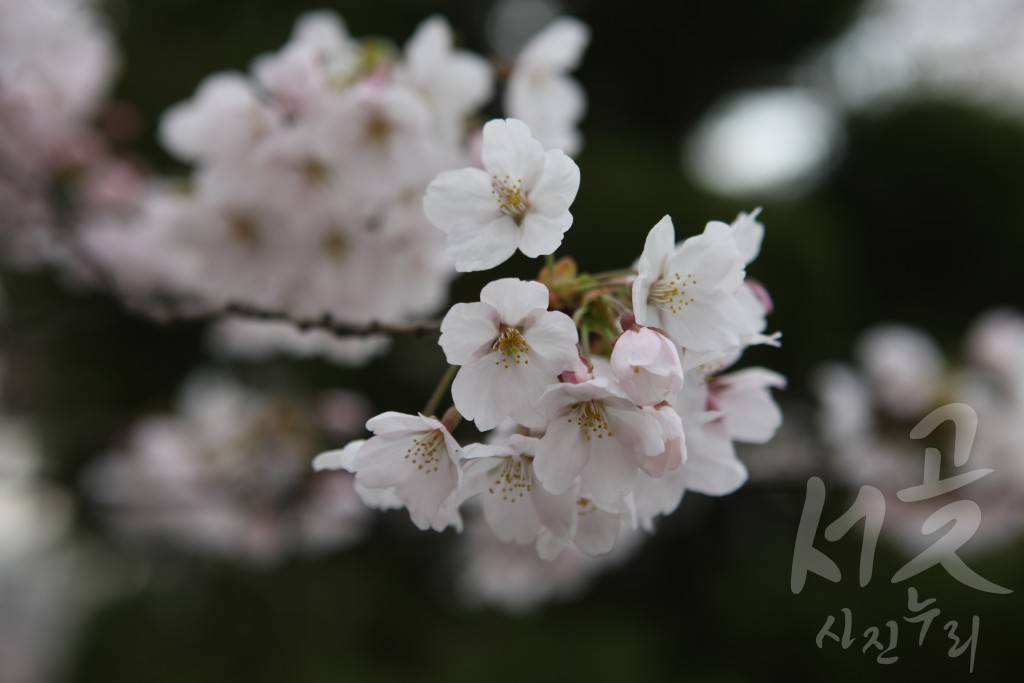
[[610, 325, 684, 406]]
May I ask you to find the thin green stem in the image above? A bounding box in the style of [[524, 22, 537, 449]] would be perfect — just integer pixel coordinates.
[[423, 364, 458, 417], [545, 252, 557, 271]]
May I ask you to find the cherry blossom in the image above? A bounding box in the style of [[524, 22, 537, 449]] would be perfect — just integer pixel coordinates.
[[633, 215, 750, 353], [610, 318, 685, 406], [532, 378, 666, 504], [460, 435, 576, 547], [506, 17, 590, 155], [439, 277, 578, 430], [423, 118, 580, 271], [343, 412, 464, 532]]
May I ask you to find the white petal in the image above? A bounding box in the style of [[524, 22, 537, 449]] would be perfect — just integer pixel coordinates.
[[517, 18, 590, 72], [365, 411, 428, 437], [684, 423, 747, 496], [439, 301, 500, 365], [451, 354, 552, 431], [482, 478, 542, 544], [529, 149, 580, 216], [534, 416, 587, 494], [522, 309, 579, 367], [716, 367, 787, 444], [423, 167, 498, 234], [445, 216, 520, 272], [481, 118, 546, 187], [480, 278, 550, 325], [312, 439, 366, 472], [517, 211, 570, 258], [580, 436, 638, 505], [668, 228, 745, 293], [573, 504, 620, 556]]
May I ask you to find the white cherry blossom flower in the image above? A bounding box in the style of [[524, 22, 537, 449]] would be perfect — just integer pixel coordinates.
[[440, 278, 579, 430], [506, 18, 590, 155], [346, 412, 463, 531], [460, 435, 576, 547], [398, 15, 493, 143], [159, 72, 280, 163], [423, 118, 580, 271], [855, 324, 945, 419], [710, 367, 787, 444], [633, 215, 749, 353], [532, 378, 666, 504]]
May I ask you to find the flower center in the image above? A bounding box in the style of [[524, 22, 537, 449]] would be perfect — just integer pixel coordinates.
[[570, 400, 614, 441], [228, 214, 260, 246], [491, 175, 529, 223], [492, 326, 531, 368], [487, 457, 532, 501], [403, 430, 444, 474], [650, 271, 697, 315]]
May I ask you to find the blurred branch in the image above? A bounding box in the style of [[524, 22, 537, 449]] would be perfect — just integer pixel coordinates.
[[214, 303, 442, 338]]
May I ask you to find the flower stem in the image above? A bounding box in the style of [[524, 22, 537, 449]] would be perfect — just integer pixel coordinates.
[[424, 364, 458, 417]]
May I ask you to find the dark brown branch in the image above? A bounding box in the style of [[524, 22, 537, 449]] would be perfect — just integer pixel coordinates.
[[217, 302, 442, 338]]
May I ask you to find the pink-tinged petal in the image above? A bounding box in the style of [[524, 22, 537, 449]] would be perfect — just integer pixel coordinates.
[[365, 411, 428, 437], [517, 211, 570, 258], [423, 167, 497, 234], [529, 149, 580, 214], [715, 367, 786, 444], [445, 215, 520, 272], [573, 502, 620, 556], [439, 301, 500, 365], [534, 416, 587, 494], [312, 439, 366, 472], [640, 409, 685, 477], [580, 436, 638, 504], [523, 309, 579, 367], [684, 424, 747, 496], [603, 402, 666, 458], [479, 278, 550, 324], [481, 118, 546, 188]]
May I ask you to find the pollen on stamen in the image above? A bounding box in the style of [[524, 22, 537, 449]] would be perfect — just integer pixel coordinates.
[[492, 326, 531, 369]]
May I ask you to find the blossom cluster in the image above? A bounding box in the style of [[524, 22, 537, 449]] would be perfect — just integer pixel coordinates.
[[84, 374, 372, 565], [84, 11, 590, 364], [0, 0, 121, 265], [815, 309, 1024, 555], [317, 116, 785, 561]]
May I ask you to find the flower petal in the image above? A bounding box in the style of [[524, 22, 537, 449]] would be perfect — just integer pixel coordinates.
[[445, 215, 520, 272], [479, 278, 550, 325], [481, 118, 546, 188], [518, 211, 571, 258], [422, 167, 497, 234], [439, 301, 500, 365], [534, 416, 587, 494]]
